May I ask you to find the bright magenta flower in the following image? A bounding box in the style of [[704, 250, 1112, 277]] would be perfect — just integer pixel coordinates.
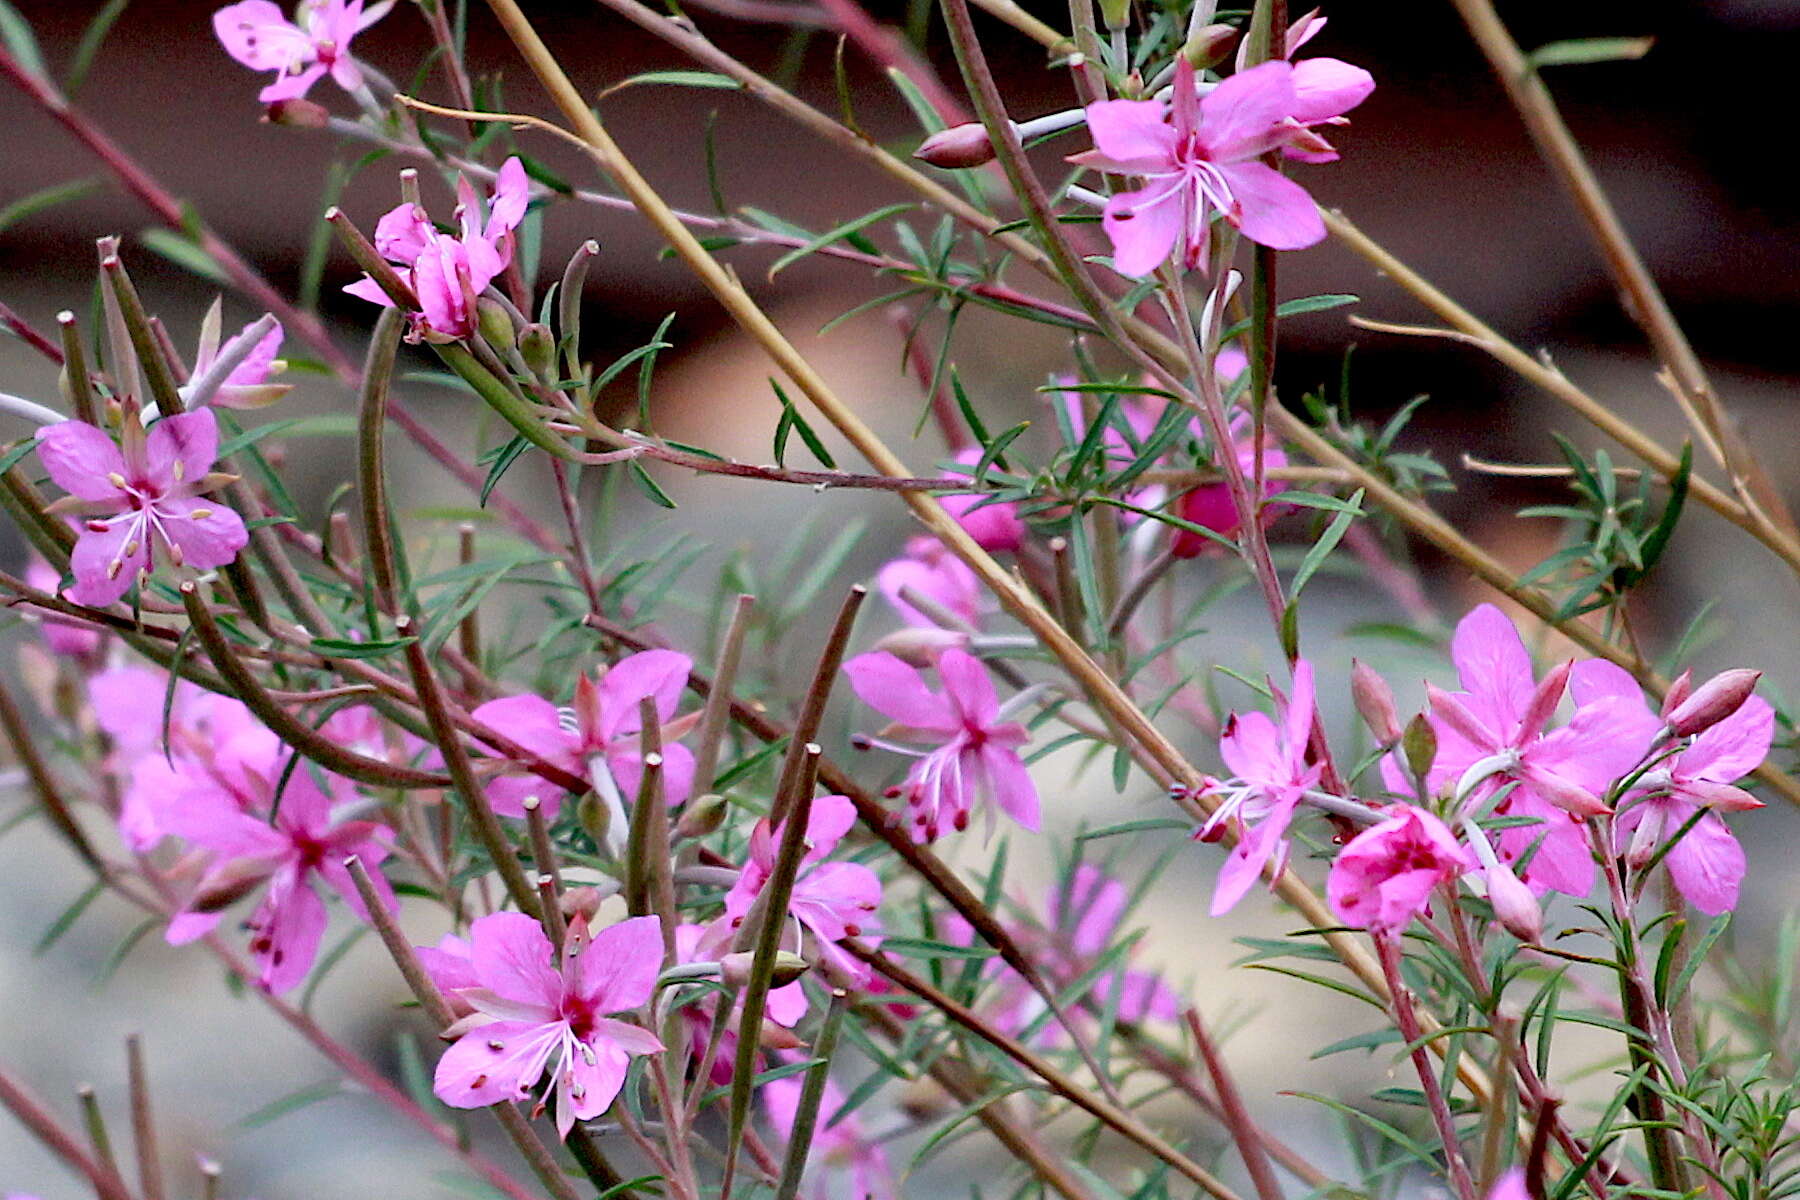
[[1196, 660, 1320, 915], [213, 0, 393, 102], [158, 763, 396, 993], [1574, 660, 1768, 914], [1172, 416, 1290, 556], [844, 648, 1039, 841], [431, 913, 665, 1137], [1073, 60, 1347, 277], [346, 158, 530, 340], [1235, 8, 1377, 163], [1327, 805, 1474, 934], [938, 448, 1026, 552], [36, 410, 247, 608], [877, 535, 983, 628], [470, 648, 697, 820], [723, 794, 882, 987], [1424, 605, 1657, 897]]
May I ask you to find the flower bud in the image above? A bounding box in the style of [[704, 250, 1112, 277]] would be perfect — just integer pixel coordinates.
[[1666, 669, 1761, 737], [263, 97, 330, 128], [559, 885, 606, 922], [1484, 863, 1543, 942], [1402, 713, 1437, 782], [476, 297, 517, 353], [577, 792, 610, 847], [914, 123, 996, 170], [1350, 659, 1402, 744], [189, 861, 270, 913], [1097, 0, 1130, 30], [1182, 23, 1240, 68], [870, 626, 971, 667], [518, 322, 555, 376], [1659, 669, 1693, 718], [675, 792, 730, 839], [720, 949, 810, 989]]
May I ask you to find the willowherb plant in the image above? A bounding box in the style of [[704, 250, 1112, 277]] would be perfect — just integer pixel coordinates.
[[0, 2, 1795, 1200]]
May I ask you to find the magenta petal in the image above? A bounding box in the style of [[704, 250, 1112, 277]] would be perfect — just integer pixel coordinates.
[[213, 0, 304, 70], [1664, 814, 1744, 915], [1452, 604, 1535, 734], [434, 1019, 561, 1110], [486, 157, 531, 239], [416, 934, 480, 995], [1211, 798, 1292, 916], [36, 421, 128, 502], [258, 62, 327, 102], [937, 648, 1000, 725], [1082, 98, 1179, 171], [1217, 162, 1325, 250], [1288, 58, 1374, 124], [1101, 183, 1184, 279], [577, 915, 663, 1013], [157, 496, 248, 571], [67, 517, 150, 607], [1681, 695, 1773, 783], [145, 410, 221, 487], [981, 743, 1040, 831], [343, 275, 398, 308], [563, 1037, 631, 1130], [1197, 60, 1296, 161], [473, 693, 579, 762], [597, 649, 694, 742], [253, 872, 328, 994], [470, 911, 562, 1010], [1219, 710, 1284, 783], [842, 651, 955, 732], [372, 202, 434, 264]]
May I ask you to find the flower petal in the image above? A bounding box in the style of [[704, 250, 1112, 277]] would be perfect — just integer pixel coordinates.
[[842, 651, 955, 732], [434, 1019, 561, 1110], [1216, 161, 1325, 250], [577, 915, 664, 1013], [36, 421, 127, 502], [470, 911, 562, 1011]]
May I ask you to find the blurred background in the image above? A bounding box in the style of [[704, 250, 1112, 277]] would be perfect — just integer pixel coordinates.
[[4, 0, 1799, 1195]]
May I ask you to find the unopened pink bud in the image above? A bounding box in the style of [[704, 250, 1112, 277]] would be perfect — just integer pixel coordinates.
[[559, 885, 605, 922], [1667, 669, 1761, 737], [1350, 659, 1402, 744], [915, 123, 996, 169], [1182, 22, 1239, 68], [263, 97, 330, 128], [871, 626, 971, 667], [1659, 669, 1693, 718], [1484, 864, 1542, 942]]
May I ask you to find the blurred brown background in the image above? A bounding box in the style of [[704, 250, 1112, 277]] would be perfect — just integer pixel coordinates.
[[4, 0, 1799, 1195]]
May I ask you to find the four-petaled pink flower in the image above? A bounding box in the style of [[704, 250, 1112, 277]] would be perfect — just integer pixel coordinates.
[[1423, 605, 1656, 898], [1073, 59, 1357, 278], [346, 158, 530, 341], [471, 648, 697, 821], [1327, 804, 1474, 934], [159, 763, 397, 993], [1196, 660, 1320, 915], [431, 913, 665, 1137], [723, 793, 883, 987], [844, 648, 1039, 841], [764, 1074, 895, 1200], [36, 410, 247, 608], [214, 0, 393, 102], [1574, 660, 1768, 915]]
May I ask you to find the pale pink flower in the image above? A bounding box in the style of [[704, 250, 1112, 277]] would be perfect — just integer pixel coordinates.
[[1072, 60, 1335, 277], [723, 794, 883, 988], [877, 535, 983, 628], [35, 410, 247, 608], [1327, 805, 1474, 934], [431, 913, 665, 1136], [1487, 1168, 1529, 1200], [471, 648, 697, 819], [844, 648, 1039, 841], [185, 306, 288, 410], [938, 448, 1026, 552], [1195, 660, 1321, 915], [764, 1074, 894, 1200], [159, 764, 396, 993], [346, 158, 530, 341], [1424, 605, 1658, 897], [1573, 660, 1768, 915], [213, 0, 393, 102]]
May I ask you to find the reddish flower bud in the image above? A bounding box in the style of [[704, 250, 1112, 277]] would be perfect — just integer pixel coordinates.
[[263, 97, 330, 128], [1351, 659, 1402, 744], [1659, 669, 1693, 718], [1666, 669, 1761, 737], [675, 792, 730, 839], [914, 123, 996, 169], [1182, 23, 1240, 68], [870, 625, 970, 667]]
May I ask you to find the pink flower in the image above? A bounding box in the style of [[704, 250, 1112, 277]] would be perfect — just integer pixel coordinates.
[[877, 535, 983, 628], [1172, 412, 1290, 556], [1424, 605, 1658, 897], [938, 448, 1026, 552], [764, 1074, 894, 1200], [159, 764, 396, 993], [1196, 660, 1321, 915], [431, 913, 665, 1136], [346, 158, 530, 341], [723, 794, 883, 988], [1486, 1169, 1529, 1200], [1234, 9, 1377, 163], [185, 305, 288, 410], [213, 0, 393, 102], [35, 410, 247, 608], [1327, 805, 1474, 934], [1574, 661, 1768, 915], [25, 559, 103, 659], [1073, 60, 1337, 278], [843, 649, 1039, 841], [471, 649, 697, 820]]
